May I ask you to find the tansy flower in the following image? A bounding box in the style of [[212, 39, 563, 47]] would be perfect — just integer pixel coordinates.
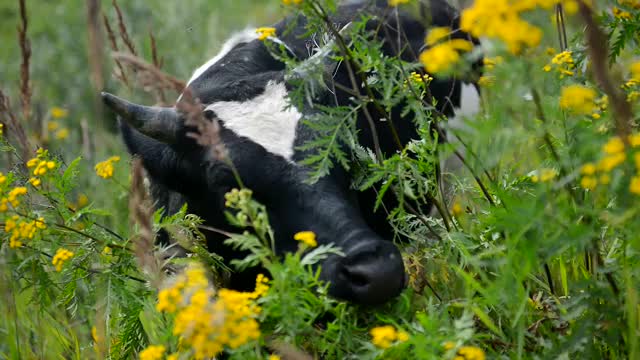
[[631, 61, 640, 81], [457, 346, 486, 360], [630, 176, 640, 194], [268, 355, 281, 360], [0, 123, 3, 136], [52, 248, 74, 272], [388, 0, 410, 5], [613, 7, 632, 20], [50, 107, 68, 119], [451, 201, 464, 216], [581, 163, 596, 175], [0, 172, 7, 184], [139, 345, 166, 360], [370, 325, 409, 349], [580, 176, 598, 190], [294, 231, 317, 247], [55, 128, 69, 140], [559, 85, 597, 115], [282, 0, 302, 4], [256, 27, 276, 41], [28, 177, 41, 187], [603, 136, 625, 154], [95, 156, 120, 179]]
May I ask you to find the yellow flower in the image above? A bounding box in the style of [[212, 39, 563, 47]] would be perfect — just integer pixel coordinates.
[[598, 153, 626, 172], [603, 136, 625, 154], [425, 27, 451, 46], [478, 76, 495, 87], [256, 27, 276, 41], [282, 0, 302, 4], [613, 7, 632, 20], [167, 354, 178, 360], [50, 107, 68, 119], [55, 128, 69, 140], [580, 176, 598, 190], [443, 341, 456, 350], [294, 231, 317, 247], [559, 85, 597, 115], [139, 345, 165, 360], [420, 43, 460, 74], [631, 61, 640, 81], [268, 355, 281, 360], [47, 121, 59, 131], [581, 163, 596, 175], [388, 0, 410, 5], [599, 173, 611, 185], [483, 56, 503, 70], [95, 156, 121, 179], [0, 123, 3, 136], [451, 202, 464, 216], [457, 346, 486, 360], [0, 172, 6, 184], [370, 325, 408, 349], [28, 177, 41, 187], [630, 176, 640, 194], [26, 157, 38, 168], [52, 248, 74, 272], [77, 193, 89, 208]]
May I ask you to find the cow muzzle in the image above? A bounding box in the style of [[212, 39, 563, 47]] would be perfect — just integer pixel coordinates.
[[321, 239, 406, 305]]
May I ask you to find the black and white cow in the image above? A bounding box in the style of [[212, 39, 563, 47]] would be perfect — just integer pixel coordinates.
[[101, 0, 480, 305]]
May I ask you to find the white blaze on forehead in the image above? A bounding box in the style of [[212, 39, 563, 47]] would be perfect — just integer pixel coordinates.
[[205, 81, 302, 160], [186, 28, 259, 86]]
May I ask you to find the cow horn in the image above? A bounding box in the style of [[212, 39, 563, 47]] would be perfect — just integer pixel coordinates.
[[101, 92, 181, 144]]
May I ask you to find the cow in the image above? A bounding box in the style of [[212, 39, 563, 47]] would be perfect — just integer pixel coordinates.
[[101, 0, 480, 305]]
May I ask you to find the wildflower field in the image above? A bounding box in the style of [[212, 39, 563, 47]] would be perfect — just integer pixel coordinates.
[[1, 0, 640, 359]]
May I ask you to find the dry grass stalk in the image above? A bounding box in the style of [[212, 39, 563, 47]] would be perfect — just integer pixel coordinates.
[[112, 0, 137, 55], [149, 32, 168, 105], [178, 89, 228, 161], [269, 341, 314, 360], [18, 0, 31, 122], [130, 157, 164, 289], [0, 89, 32, 162], [578, 2, 634, 140], [86, 0, 105, 93], [102, 13, 129, 86], [112, 52, 186, 94]]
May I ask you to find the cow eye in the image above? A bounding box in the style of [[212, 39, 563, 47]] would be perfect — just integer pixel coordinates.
[[203, 109, 215, 119]]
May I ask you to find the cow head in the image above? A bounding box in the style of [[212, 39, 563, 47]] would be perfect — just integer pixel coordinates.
[[101, 86, 406, 305]]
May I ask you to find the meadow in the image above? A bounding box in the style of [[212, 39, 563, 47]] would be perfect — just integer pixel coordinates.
[[1, 0, 639, 359]]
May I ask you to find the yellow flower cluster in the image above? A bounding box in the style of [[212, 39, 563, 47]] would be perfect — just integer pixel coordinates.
[[543, 50, 576, 78], [5, 215, 46, 248], [443, 342, 486, 360], [613, 6, 633, 19], [461, 0, 579, 55], [0, 186, 28, 212], [624, 61, 640, 103], [156, 264, 268, 359], [50, 107, 68, 119], [419, 27, 474, 74], [619, 0, 640, 9], [47, 121, 70, 141], [256, 27, 276, 41], [388, 0, 410, 6], [579, 134, 640, 191], [139, 345, 166, 360], [95, 156, 120, 179], [405, 71, 433, 87], [369, 325, 409, 349], [478, 56, 504, 87], [530, 168, 558, 183], [0, 123, 3, 136], [294, 230, 317, 247], [282, 0, 302, 4], [52, 248, 74, 271], [559, 85, 597, 115]]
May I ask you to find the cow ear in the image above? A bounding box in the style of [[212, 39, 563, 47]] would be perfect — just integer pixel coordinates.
[[286, 23, 353, 103], [101, 92, 182, 144]]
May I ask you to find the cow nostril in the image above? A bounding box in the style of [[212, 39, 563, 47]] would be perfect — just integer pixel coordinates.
[[340, 266, 370, 288]]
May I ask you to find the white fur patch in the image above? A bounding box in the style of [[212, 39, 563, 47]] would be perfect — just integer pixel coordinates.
[[437, 82, 482, 206], [186, 28, 259, 86], [204, 81, 302, 160]]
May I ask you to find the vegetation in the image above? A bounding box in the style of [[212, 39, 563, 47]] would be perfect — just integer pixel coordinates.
[[1, 0, 639, 359]]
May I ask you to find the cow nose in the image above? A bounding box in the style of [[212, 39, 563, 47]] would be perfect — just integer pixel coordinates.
[[324, 240, 406, 305]]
